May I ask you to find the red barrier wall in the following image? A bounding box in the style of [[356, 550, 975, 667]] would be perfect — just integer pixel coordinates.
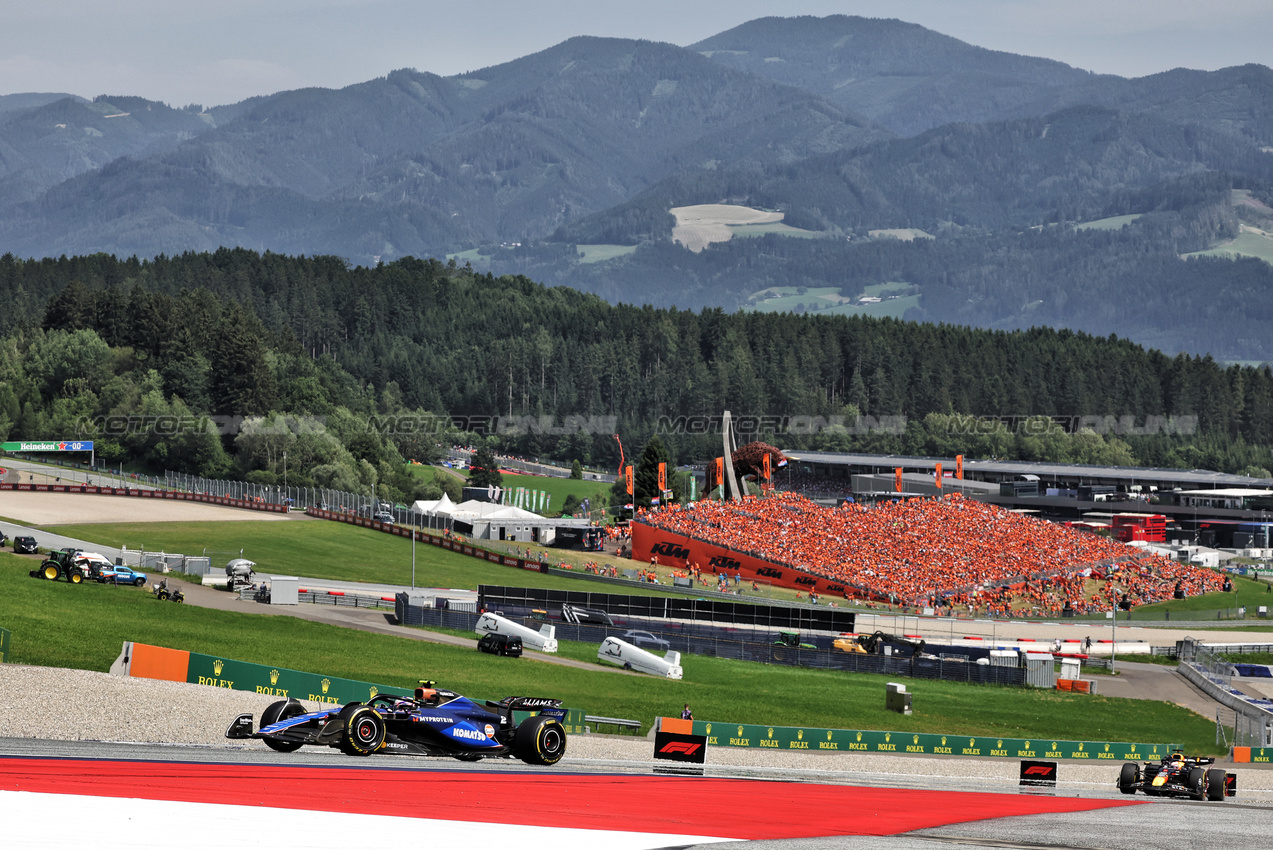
[[0, 482, 287, 513], [630, 521, 868, 599]]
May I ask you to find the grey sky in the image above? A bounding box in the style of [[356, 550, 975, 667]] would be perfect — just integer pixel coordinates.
[[3, 0, 1271, 108]]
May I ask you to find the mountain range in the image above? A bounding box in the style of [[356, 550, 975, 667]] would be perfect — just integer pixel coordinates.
[[2, 15, 1272, 358]]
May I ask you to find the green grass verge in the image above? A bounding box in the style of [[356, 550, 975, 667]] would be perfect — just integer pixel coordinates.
[[1188, 230, 1273, 265], [1075, 214, 1144, 232], [0, 551, 1221, 750], [37, 519, 658, 594]]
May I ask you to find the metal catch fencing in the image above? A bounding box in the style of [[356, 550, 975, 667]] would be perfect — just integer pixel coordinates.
[[1180, 637, 1273, 748]]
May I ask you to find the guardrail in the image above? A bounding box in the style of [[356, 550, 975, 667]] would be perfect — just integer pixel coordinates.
[[0, 482, 287, 513]]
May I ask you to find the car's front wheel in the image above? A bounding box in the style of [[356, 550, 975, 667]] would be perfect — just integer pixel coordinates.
[[1118, 763, 1138, 795], [1206, 769, 1227, 801], [340, 704, 385, 756], [1188, 767, 1206, 800], [133, 577, 145, 587], [514, 714, 566, 766], [260, 699, 307, 753]]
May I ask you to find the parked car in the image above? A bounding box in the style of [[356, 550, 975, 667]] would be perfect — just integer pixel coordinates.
[[13, 535, 38, 554], [97, 564, 147, 587], [621, 630, 670, 651], [373, 511, 395, 524], [477, 633, 523, 657]]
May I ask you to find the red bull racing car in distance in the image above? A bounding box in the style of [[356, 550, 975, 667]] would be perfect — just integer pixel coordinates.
[[1117, 752, 1235, 800], [226, 681, 567, 765]]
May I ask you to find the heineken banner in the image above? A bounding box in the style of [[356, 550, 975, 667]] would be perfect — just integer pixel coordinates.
[[691, 719, 1180, 762], [112, 641, 584, 731], [0, 627, 10, 663]]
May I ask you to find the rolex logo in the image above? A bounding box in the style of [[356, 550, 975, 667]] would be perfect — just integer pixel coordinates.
[[856, 731, 863, 741], [1052, 742, 1058, 750], [885, 733, 891, 742], [369, 686, 378, 699], [941, 737, 947, 746], [913, 734, 919, 744], [738, 726, 744, 736], [969, 738, 975, 747], [321, 678, 331, 694], [270, 669, 280, 685], [706, 724, 712, 735], [827, 731, 833, 741], [213, 659, 224, 676], [796, 729, 803, 740], [767, 727, 774, 738], [997, 740, 1003, 748], [1025, 740, 1031, 748]]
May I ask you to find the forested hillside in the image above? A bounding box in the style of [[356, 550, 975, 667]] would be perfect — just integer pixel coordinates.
[[4, 251, 1272, 492]]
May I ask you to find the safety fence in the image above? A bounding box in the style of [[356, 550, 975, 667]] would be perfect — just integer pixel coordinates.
[[396, 595, 1023, 686], [1179, 637, 1273, 749]]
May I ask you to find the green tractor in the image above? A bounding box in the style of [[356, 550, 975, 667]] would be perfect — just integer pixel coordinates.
[[771, 630, 817, 662], [29, 550, 88, 584]]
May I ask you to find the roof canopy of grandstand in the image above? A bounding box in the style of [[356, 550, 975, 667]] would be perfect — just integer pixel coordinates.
[[784, 451, 1273, 491]]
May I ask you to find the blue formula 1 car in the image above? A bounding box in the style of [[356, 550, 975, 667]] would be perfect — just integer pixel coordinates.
[[225, 681, 567, 765]]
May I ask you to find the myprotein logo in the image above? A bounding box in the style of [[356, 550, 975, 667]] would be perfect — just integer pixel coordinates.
[[651, 542, 690, 560], [708, 555, 741, 570]]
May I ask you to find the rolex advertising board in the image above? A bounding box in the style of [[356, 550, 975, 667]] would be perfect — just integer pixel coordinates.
[[692, 720, 1179, 761], [185, 652, 413, 705], [0, 627, 10, 663]]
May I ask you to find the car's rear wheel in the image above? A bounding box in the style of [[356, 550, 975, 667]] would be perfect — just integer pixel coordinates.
[[42, 563, 59, 580], [1207, 769, 1227, 801], [133, 577, 145, 587], [340, 704, 385, 756], [514, 714, 566, 766], [1188, 767, 1206, 800], [1118, 763, 1138, 794]]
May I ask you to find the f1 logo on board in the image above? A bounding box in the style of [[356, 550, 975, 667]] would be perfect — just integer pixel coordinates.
[[1019, 760, 1057, 786], [654, 730, 707, 764], [659, 741, 702, 756]]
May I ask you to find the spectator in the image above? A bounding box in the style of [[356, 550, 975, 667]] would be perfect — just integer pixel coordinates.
[[681, 704, 693, 720]]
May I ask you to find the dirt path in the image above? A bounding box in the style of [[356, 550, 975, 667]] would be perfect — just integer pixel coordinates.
[[0, 491, 303, 525]]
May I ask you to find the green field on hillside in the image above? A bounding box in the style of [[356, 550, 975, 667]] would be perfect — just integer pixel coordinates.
[[729, 222, 821, 239], [1075, 214, 1144, 231], [576, 244, 639, 263], [1188, 229, 1273, 265], [38, 519, 638, 593], [745, 282, 919, 318], [463, 471, 614, 519], [0, 551, 1220, 749]]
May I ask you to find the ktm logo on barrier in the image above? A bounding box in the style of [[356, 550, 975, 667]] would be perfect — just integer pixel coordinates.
[[651, 542, 690, 559], [757, 567, 783, 578], [794, 576, 817, 586], [659, 742, 702, 755], [708, 555, 741, 570], [826, 584, 845, 593]]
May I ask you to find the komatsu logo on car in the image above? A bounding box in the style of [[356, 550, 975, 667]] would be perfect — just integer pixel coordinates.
[[450, 727, 487, 741]]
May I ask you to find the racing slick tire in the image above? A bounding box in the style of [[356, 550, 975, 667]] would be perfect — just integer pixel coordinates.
[[340, 704, 386, 756], [133, 577, 145, 587], [260, 699, 307, 753], [42, 563, 59, 581], [1207, 769, 1227, 801], [1188, 767, 1206, 800], [1118, 763, 1139, 795], [513, 714, 566, 766]]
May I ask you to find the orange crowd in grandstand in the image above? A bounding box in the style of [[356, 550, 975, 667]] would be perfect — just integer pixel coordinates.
[[639, 492, 1221, 611]]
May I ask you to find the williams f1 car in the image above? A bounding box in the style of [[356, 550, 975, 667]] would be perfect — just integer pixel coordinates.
[[226, 681, 567, 765], [1117, 752, 1235, 800]]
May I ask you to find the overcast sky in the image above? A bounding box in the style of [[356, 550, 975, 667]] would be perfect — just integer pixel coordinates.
[[3, 0, 1271, 108]]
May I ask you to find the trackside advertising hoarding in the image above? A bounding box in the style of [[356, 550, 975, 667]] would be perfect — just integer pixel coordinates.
[[113, 641, 585, 732], [0, 627, 10, 663], [678, 718, 1179, 761]]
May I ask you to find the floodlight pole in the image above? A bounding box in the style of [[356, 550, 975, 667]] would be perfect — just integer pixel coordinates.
[[411, 510, 417, 589]]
